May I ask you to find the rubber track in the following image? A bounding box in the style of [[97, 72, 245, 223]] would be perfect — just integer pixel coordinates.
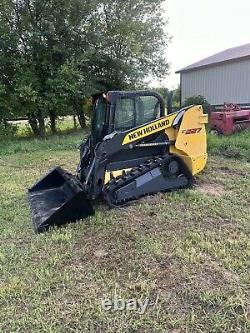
[[103, 155, 189, 207]]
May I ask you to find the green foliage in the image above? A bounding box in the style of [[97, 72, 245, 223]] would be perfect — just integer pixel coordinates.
[[184, 95, 211, 113], [0, 122, 18, 140], [172, 85, 181, 109], [46, 63, 95, 116], [0, 0, 169, 137], [153, 87, 169, 100], [91, 0, 170, 89], [148, 86, 181, 111]]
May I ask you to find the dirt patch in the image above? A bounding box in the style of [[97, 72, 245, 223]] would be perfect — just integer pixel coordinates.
[[196, 182, 225, 196], [216, 166, 247, 177], [94, 249, 109, 259]]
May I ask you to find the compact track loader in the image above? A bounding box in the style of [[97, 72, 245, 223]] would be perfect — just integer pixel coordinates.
[[28, 91, 208, 233]]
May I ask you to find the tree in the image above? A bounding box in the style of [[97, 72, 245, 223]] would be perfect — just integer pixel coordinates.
[[172, 85, 181, 109], [0, 0, 98, 136], [0, 0, 170, 137], [46, 62, 97, 130], [89, 0, 170, 90]]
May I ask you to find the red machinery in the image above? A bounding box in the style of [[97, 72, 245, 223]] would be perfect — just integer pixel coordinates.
[[210, 103, 250, 135]]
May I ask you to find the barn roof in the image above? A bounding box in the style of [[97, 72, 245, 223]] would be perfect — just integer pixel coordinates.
[[176, 43, 250, 73]]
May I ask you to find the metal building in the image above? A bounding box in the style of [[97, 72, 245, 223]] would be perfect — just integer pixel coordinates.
[[176, 43, 250, 106]]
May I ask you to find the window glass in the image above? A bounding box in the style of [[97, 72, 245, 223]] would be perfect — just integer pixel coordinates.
[[92, 98, 106, 142], [114, 95, 161, 131], [115, 98, 135, 131], [136, 95, 161, 125]]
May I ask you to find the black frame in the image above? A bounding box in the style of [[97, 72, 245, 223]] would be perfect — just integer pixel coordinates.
[[106, 90, 166, 134]]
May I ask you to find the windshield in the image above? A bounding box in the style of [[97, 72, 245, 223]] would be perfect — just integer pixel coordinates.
[[91, 97, 107, 143]]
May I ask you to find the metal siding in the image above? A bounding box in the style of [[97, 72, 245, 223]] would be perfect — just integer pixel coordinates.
[[181, 59, 250, 105]]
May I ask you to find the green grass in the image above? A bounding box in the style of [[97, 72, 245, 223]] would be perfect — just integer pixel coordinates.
[[0, 130, 249, 332], [208, 130, 250, 161], [0, 130, 85, 156]]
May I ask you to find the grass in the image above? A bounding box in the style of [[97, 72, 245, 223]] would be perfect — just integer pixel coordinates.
[[208, 130, 250, 161], [0, 129, 249, 332]]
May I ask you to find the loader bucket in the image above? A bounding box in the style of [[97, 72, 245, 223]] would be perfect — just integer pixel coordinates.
[[28, 167, 95, 233]]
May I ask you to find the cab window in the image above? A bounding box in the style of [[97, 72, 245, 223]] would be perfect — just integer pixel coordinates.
[[114, 95, 161, 131], [92, 98, 107, 142]]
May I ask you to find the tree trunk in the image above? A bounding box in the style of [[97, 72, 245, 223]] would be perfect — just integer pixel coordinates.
[[77, 111, 86, 129], [37, 109, 45, 138], [73, 114, 77, 130], [74, 100, 86, 129], [49, 110, 57, 134], [27, 113, 40, 137]]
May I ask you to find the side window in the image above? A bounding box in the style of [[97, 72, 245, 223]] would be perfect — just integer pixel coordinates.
[[136, 96, 161, 126], [92, 98, 107, 142], [114, 95, 161, 131], [115, 98, 136, 131]]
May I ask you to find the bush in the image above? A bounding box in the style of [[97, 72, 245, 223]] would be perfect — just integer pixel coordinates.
[[184, 95, 211, 114], [0, 121, 18, 141]]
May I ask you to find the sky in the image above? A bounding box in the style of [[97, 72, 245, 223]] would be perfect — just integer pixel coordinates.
[[151, 0, 250, 89]]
